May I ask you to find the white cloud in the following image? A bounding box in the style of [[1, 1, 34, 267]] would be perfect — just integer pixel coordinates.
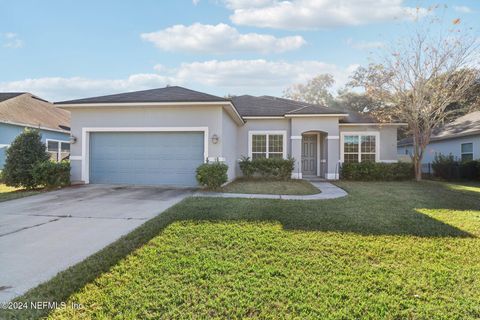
[[174, 59, 353, 90], [192, 0, 200, 5], [453, 6, 473, 13], [225, 0, 427, 29], [224, 0, 274, 9], [345, 38, 385, 50], [141, 23, 305, 54], [0, 74, 173, 101], [0, 59, 356, 100], [2, 32, 24, 48]]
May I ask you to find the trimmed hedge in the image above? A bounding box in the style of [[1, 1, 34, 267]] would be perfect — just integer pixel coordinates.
[[239, 156, 256, 178], [341, 162, 414, 181], [32, 161, 71, 189], [432, 153, 480, 180], [196, 162, 228, 189], [239, 156, 295, 180]]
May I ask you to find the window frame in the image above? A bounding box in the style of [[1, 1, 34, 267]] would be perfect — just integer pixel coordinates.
[[340, 131, 380, 163], [46, 139, 70, 162], [248, 130, 287, 159], [461, 142, 474, 162]]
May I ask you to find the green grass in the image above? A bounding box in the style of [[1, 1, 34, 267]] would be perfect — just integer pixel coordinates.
[[2, 181, 480, 319], [444, 181, 480, 194], [220, 178, 320, 195], [0, 184, 41, 202]]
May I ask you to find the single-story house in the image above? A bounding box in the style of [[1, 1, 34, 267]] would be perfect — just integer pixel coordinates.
[[398, 111, 480, 163], [0, 92, 71, 168], [56, 86, 403, 187]]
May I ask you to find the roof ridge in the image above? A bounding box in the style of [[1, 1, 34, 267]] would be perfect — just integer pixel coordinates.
[[285, 105, 311, 114], [258, 96, 325, 113], [55, 86, 228, 104], [260, 95, 306, 107], [262, 95, 343, 113]]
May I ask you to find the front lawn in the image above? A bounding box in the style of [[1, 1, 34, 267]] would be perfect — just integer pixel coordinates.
[[220, 178, 320, 195], [4, 181, 480, 319], [0, 184, 40, 202]]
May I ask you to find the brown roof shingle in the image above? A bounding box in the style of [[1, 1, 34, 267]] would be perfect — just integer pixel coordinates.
[[0, 93, 70, 132]]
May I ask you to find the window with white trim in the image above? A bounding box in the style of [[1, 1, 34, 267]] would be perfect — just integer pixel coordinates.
[[249, 132, 285, 159], [461, 143, 473, 162], [47, 139, 70, 162], [343, 134, 377, 163]]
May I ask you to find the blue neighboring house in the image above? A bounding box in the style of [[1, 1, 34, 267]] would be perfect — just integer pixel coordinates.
[[397, 111, 480, 164], [0, 92, 71, 169]]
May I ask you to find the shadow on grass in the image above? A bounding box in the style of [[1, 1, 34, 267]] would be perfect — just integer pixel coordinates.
[[1, 180, 478, 319], [169, 197, 474, 238]]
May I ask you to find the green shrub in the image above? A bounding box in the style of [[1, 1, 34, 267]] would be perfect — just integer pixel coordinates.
[[2, 129, 50, 189], [341, 162, 414, 181], [196, 162, 228, 189], [432, 153, 457, 180], [239, 157, 295, 180], [239, 156, 255, 178], [32, 161, 71, 189], [431, 153, 480, 180], [459, 160, 480, 180]]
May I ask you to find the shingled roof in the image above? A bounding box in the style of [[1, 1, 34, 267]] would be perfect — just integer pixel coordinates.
[[55, 86, 229, 105], [0, 93, 70, 132], [54, 86, 388, 124], [398, 111, 480, 146], [231, 95, 346, 117], [340, 111, 377, 124]]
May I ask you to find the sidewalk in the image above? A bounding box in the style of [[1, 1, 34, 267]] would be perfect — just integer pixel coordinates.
[[194, 181, 348, 200]]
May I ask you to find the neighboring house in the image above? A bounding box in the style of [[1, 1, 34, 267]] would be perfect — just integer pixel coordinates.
[[56, 86, 403, 187], [398, 111, 480, 164], [0, 92, 71, 168]]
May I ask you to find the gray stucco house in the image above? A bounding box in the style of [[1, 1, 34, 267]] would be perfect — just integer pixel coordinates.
[[56, 86, 402, 186], [0, 92, 71, 168], [398, 111, 480, 164]]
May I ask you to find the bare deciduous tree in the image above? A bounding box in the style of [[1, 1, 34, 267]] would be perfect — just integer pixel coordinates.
[[350, 9, 480, 180], [283, 74, 335, 106]]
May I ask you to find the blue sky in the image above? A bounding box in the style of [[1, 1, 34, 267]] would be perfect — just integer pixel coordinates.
[[0, 0, 479, 101]]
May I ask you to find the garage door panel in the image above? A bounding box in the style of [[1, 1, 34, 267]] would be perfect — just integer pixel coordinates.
[[90, 132, 204, 186]]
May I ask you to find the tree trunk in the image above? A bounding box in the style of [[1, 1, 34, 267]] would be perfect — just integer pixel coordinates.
[[414, 159, 422, 181], [412, 130, 426, 182]]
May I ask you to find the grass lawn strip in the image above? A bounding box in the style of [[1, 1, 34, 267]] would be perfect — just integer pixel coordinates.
[[220, 178, 320, 195], [0, 184, 41, 202]]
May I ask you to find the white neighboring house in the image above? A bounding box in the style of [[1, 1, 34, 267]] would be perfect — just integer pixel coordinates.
[[397, 111, 480, 164]]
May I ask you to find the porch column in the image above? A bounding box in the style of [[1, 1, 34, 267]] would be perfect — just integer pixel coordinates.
[[326, 135, 340, 179], [290, 135, 302, 179]]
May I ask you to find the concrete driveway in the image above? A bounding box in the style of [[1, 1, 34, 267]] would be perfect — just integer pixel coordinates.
[[0, 184, 193, 302]]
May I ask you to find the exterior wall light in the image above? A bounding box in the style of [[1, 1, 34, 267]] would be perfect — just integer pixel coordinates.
[[211, 134, 220, 144], [70, 135, 77, 144]]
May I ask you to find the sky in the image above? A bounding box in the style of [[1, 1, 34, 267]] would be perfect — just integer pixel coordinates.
[[0, 0, 479, 101]]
